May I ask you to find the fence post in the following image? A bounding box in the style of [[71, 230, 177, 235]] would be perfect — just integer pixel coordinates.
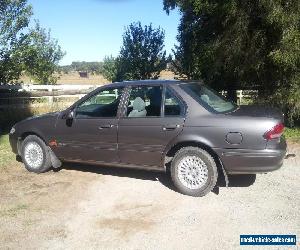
[[48, 96, 53, 105], [48, 85, 53, 106], [237, 90, 243, 105]]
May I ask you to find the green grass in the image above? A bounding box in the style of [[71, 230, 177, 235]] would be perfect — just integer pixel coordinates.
[[0, 204, 28, 217], [284, 127, 300, 140], [0, 134, 15, 168]]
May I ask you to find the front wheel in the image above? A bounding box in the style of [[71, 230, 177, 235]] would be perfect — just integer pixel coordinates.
[[170, 147, 218, 197], [21, 135, 52, 173]]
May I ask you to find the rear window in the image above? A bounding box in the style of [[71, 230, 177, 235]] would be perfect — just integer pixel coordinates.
[[181, 83, 237, 114]]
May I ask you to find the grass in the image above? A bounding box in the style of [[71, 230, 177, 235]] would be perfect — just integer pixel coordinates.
[[0, 204, 28, 217], [0, 101, 69, 168], [284, 127, 300, 140], [0, 134, 15, 168]]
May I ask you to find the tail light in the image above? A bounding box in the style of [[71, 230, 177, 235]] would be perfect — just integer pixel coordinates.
[[264, 123, 284, 140]]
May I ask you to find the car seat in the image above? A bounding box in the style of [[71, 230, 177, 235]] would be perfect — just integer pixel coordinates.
[[128, 97, 147, 117], [146, 87, 162, 116]]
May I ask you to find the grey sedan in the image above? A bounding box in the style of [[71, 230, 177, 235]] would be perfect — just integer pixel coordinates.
[[9, 80, 286, 196]]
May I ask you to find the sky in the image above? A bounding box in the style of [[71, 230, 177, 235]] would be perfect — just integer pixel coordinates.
[[28, 0, 181, 66]]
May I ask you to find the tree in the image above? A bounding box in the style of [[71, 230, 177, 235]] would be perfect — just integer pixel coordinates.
[[24, 22, 65, 84], [70, 61, 103, 74], [0, 0, 65, 84], [0, 0, 32, 84], [169, 10, 205, 80], [101, 55, 119, 82], [118, 22, 167, 81], [164, 0, 300, 125]]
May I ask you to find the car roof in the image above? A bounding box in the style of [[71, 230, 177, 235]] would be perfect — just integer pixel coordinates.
[[102, 79, 203, 88]]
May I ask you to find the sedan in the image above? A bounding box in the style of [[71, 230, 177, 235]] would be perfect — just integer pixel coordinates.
[[9, 80, 287, 196]]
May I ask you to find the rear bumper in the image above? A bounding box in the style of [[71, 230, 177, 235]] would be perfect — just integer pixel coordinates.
[[215, 139, 287, 174]]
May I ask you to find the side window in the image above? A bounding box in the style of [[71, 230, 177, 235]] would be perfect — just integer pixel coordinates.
[[164, 88, 183, 116], [126, 85, 162, 117], [76, 87, 123, 118]]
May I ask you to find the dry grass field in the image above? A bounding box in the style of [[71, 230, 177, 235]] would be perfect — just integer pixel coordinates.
[[18, 70, 176, 85], [19, 72, 109, 85]]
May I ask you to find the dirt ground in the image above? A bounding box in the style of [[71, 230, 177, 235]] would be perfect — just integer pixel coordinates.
[[0, 143, 299, 250]]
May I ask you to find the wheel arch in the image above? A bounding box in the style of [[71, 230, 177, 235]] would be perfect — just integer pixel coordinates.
[[165, 140, 219, 162], [18, 131, 61, 169], [164, 140, 227, 184], [17, 131, 47, 155]]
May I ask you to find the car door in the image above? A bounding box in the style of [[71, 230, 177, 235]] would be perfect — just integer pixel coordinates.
[[118, 84, 186, 168], [53, 86, 124, 163]]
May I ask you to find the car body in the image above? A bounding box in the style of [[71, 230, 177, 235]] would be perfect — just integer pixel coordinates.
[[9, 80, 287, 196]]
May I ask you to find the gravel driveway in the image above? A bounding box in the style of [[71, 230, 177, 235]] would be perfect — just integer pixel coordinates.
[[0, 142, 299, 250]]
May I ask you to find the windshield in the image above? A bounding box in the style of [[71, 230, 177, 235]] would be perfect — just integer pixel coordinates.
[[181, 83, 237, 114]]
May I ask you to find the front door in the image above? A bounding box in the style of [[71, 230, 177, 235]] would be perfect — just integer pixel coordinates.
[[118, 85, 186, 168], [54, 86, 124, 163]]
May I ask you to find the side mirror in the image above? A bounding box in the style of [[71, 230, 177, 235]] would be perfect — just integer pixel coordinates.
[[65, 110, 75, 127], [67, 110, 75, 120], [63, 110, 75, 120]]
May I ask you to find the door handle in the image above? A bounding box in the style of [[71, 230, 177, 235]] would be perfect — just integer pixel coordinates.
[[98, 124, 114, 129], [162, 124, 180, 131]]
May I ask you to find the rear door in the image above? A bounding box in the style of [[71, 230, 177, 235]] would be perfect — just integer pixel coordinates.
[[118, 84, 186, 168]]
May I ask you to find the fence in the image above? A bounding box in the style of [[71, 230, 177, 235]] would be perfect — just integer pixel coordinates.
[[221, 90, 258, 105], [0, 84, 99, 108], [0, 84, 257, 108], [0, 84, 98, 92]]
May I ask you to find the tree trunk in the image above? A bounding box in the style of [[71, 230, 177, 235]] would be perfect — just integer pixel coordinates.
[[226, 83, 237, 103]]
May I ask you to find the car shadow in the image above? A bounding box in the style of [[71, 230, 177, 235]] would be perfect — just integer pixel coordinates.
[[212, 174, 256, 195], [59, 162, 256, 196], [61, 162, 163, 181]]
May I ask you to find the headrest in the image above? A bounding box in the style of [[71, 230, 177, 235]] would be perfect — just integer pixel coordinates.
[[147, 87, 162, 104], [201, 94, 210, 103], [132, 97, 146, 112]]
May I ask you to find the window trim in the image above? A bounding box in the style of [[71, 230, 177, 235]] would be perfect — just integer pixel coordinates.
[[180, 83, 238, 114], [74, 86, 125, 120], [162, 85, 186, 118]]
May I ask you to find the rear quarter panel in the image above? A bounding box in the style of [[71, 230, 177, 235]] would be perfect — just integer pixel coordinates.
[[183, 114, 276, 150], [169, 84, 277, 151]]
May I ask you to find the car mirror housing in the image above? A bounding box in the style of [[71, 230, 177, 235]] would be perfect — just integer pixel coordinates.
[[62, 110, 75, 120], [67, 110, 75, 120]]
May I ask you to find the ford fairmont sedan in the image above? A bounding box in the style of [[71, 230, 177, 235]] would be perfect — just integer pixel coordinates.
[[9, 80, 287, 196]]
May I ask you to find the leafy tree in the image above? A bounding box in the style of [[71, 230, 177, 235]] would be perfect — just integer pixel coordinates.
[[0, 0, 65, 84], [59, 64, 72, 74], [24, 22, 65, 84], [101, 55, 119, 82], [70, 61, 103, 74], [118, 22, 167, 81], [164, 0, 300, 125], [0, 0, 32, 84], [59, 61, 104, 76], [87, 62, 103, 75]]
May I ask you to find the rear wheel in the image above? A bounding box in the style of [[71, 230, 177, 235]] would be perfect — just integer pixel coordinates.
[[170, 147, 218, 197], [21, 135, 52, 173]]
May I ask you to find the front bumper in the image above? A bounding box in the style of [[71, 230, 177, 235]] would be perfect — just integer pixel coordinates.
[[215, 138, 287, 174]]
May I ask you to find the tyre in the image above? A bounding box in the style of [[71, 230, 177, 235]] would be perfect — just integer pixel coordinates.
[[21, 135, 52, 173], [170, 147, 218, 197]]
